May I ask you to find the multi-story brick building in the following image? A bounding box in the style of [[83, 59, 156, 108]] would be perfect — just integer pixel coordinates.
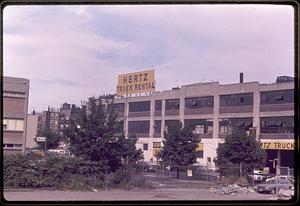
[[59, 103, 75, 138], [114, 76, 294, 173], [40, 107, 60, 134], [3, 76, 30, 154]]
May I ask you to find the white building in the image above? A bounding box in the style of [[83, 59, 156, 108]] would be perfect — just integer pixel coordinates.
[[114, 75, 294, 173]]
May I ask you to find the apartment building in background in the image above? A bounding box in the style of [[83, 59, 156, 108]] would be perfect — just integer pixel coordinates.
[[40, 107, 60, 135], [114, 75, 294, 173], [3, 76, 30, 154]]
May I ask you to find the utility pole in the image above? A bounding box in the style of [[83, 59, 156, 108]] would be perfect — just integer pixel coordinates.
[[275, 159, 279, 195], [270, 158, 279, 195]]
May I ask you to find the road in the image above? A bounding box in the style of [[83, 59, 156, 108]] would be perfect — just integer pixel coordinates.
[[4, 188, 274, 201]]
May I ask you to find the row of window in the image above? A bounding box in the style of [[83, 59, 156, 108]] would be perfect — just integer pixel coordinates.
[[3, 119, 24, 131], [3, 92, 25, 97], [125, 116, 294, 135], [115, 89, 294, 112], [3, 144, 22, 149]]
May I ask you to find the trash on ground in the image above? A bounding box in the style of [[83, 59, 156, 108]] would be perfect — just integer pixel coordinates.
[[211, 184, 255, 195]]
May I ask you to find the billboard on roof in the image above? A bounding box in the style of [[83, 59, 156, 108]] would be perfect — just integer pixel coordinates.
[[116, 69, 155, 96]]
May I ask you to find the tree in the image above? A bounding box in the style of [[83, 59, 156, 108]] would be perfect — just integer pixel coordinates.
[[35, 127, 60, 150], [214, 126, 267, 177], [65, 95, 142, 173], [160, 121, 199, 179], [117, 133, 143, 169]]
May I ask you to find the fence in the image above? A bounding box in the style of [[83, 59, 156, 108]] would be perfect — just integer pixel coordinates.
[[151, 165, 219, 181]]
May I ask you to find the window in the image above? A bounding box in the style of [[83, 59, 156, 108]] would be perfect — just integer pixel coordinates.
[[197, 151, 203, 158], [16, 120, 23, 130], [129, 101, 150, 112], [185, 96, 213, 109], [3, 119, 24, 131], [166, 99, 180, 110], [220, 93, 253, 107], [113, 103, 125, 113], [154, 120, 161, 134], [260, 90, 294, 105], [165, 120, 180, 130], [260, 116, 293, 133], [128, 121, 150, 134], [155, 100, 162, 111], [143, 143, 148, 151], [184, 119, 213, 134]]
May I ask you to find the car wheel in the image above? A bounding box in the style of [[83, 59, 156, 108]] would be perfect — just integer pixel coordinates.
[[271, 189, 276, 195]]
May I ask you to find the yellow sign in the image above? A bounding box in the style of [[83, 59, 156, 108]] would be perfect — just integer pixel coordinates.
[[196, 143, 204, 151], [153, 142, 161, 148], [116, 69, 155, 96], [260, 142, 294, 150]]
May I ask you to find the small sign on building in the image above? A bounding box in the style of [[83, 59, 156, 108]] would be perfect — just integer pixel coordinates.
[[187, 169, 193, 177], [36, 137, 46, 142]]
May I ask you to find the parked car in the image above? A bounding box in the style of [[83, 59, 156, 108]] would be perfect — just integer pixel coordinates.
[[138, 161, 156, 173], [266, 175, 294, 184], [248, 170, 273, 183], [193, 165, 219, 181], [254, 179, 293, 194], [144, 164, 156, 173]]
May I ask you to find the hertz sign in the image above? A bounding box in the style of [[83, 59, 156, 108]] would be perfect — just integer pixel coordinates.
[[260, 141, 294, 150], [116, 69, 155, 96]]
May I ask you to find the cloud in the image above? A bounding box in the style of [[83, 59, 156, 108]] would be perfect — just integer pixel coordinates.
[[3, 5, 294, 111]]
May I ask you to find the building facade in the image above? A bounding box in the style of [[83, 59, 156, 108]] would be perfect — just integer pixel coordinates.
[[40, 107, 60, 134], [59, 103, 74, 136], [114, 78, 294, 173], [3, 76, 30, 154], [25, 113, 39, 149]]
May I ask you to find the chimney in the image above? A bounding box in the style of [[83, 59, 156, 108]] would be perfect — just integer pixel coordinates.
[[239, 72, 244, 83]]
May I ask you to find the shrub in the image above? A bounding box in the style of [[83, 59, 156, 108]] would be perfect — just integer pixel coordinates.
[[3, 155, 106, 190], [112, 169, 131, 185]]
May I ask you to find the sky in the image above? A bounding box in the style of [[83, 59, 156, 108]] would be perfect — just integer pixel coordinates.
[[3, 4, 294, 112]]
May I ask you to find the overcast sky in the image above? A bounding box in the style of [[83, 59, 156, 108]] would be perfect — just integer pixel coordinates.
[[3, 4, 294, 112]]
